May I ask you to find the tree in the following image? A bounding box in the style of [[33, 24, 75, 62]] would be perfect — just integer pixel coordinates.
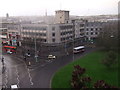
[[102, 51, 117, 68], [96, 21, 118, 51], [70, 65, 118, 88]]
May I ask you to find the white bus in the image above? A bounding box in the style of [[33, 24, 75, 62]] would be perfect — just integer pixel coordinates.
[[73, 46, 85, 54]]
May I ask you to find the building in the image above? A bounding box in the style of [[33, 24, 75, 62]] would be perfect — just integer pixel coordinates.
[[0, 19, 21, 46], [21, 10, 74, 57], [55, 10, 69, 24], [84, 21, 104, 42], [0, 27, 8, 45], [7, 23, 21, 46]]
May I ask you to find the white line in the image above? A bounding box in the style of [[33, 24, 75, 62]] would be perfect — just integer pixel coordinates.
[[11, 56, 34, 86], [4, 66, 8, 88], [27, 68, 33, 85], [15, 66, 20, 88]]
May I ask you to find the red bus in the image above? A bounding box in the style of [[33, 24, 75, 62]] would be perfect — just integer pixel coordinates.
[[3, 46, 17, 53]]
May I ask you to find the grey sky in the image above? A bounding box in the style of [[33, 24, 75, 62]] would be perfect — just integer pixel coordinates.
[[0, 0, 119, 16]]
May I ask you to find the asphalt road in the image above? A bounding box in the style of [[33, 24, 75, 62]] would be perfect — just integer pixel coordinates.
[[2, 47, 96, 88]]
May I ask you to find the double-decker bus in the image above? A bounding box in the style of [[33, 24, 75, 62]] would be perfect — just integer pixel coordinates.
[[3, 46, 17, 53], [73, 46, 85, 54]]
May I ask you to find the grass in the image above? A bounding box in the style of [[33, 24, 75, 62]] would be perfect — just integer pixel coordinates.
[[51, 50, 119, 88]]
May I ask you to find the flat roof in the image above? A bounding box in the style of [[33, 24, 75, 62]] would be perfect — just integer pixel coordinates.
[[55, 10, 69, 12]]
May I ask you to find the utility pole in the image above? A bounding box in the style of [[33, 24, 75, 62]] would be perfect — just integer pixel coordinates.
[[35, 37, 38, 62], [72, 20, 75, 61]]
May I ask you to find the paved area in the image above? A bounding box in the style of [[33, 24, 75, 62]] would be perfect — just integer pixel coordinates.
[[1, 47, 97, 88]]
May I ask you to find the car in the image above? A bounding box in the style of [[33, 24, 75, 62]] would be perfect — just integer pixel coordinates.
[[11, 84, 18, 89], [25, 53, 31, 57], [7, 50, 12, 54], [48, 55, 56, 59]]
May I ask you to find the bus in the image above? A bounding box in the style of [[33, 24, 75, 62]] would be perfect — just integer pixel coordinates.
[[3, 46, 17, 53], [73, 46, 85, 54]]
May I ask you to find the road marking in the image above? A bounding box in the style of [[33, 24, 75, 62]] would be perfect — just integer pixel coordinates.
[[27, 68, 33, 85], [4, 67, 8, 88], [15, 66, 20, 88], [2, 62, 8, 88], [10, 56, 34, 86], [4, 63, 25, 68]]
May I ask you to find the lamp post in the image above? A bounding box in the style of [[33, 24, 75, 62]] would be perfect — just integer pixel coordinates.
[[72, 20, 75, 61], [34, 35, 38, 62]]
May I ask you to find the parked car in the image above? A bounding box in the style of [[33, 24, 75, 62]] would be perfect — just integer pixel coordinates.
[[48, 55, 56, 59]]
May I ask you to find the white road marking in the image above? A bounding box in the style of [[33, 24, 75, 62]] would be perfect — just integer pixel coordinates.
[[15, 66, 20, 88], [4, 67, 8, 88], [14, 58, 34, 86], [3, 55, 34, 87], [27, 68, 33, 85]]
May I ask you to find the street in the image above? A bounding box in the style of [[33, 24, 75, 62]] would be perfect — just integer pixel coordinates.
[[1, 47, 95, 88]]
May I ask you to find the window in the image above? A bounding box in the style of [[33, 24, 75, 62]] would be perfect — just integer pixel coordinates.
[[86, 32, 89, 35], [52, 38, 55, 42], [95, 28, 98, 31], [52, 27, 55, 31], [91, 28, 93, 31], [80, 29, 84, 32], [91, 32, 93, 35], [52, 33, 55, 37], [99, 28, 102, 30]]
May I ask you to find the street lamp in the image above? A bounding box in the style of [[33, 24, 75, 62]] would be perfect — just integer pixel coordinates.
[[34, 37, 38, 62]]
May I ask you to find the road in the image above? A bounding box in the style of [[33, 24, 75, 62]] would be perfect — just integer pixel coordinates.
[[2, 47, 96, 88]]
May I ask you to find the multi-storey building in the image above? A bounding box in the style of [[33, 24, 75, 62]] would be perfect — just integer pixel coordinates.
[[21, 10, 107, 57], [21, 10, 74, 57], [22, 23, 73, 44], [84, 21, 104, 42], [7, 23, 21, 46]]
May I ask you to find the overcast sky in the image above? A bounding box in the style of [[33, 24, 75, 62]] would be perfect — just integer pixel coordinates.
[[0, 0, 119, 17]]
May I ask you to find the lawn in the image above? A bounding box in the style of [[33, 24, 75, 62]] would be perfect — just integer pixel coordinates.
[[51, 50, 119, 88]]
